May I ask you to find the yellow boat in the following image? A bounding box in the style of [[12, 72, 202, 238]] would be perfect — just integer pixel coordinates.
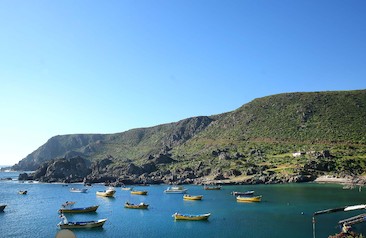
[[173, 212, 211, 221], [236, 195, 262, 202], [183, 194, 203, 201], [124, 202, 149, 209], [130, 190, 148, 195], [96, 189, 116, 197]]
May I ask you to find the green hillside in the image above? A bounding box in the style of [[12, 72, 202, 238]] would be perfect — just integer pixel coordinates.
[[13, 89, 366, 183]]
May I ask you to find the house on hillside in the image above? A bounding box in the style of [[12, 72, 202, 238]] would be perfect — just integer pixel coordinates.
[[292, 152, 306, 157]]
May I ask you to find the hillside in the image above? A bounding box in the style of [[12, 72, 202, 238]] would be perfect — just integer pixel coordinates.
[[14, 89, 366, 184]]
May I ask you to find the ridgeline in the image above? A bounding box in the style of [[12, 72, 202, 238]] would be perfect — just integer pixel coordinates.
[[14, 90, 366, 185]]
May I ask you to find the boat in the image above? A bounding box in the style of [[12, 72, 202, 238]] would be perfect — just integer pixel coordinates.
[[59, 205, 99, 213], [164, 186, 188, 194], [18, 190, 27, 195], [70, 188, 88, 193], [231, 190, 254, 196], [58, 215, 107, 229], [172, 212, 211, 221], [121, 186, 133, 191], [61, 201, 76, 208], [0, 204, 6, 212], [124, 202, 149, 209], [96, 188, 116, 197], [183, 194, 203, 200], [236, 195, 262, 202], [130, 190, 148, 195], [203, 185, 221, 190]]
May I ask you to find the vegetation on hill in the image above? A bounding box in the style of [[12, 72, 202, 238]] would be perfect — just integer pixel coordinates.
[[14, 90, 366, 184]]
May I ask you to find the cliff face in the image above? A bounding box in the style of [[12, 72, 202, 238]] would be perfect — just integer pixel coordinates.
[[13, 134, 106, 171], [14, 90, 366, 184]]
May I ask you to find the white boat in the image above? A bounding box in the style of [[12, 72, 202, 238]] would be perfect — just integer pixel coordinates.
[[164, 186, 188, 194], [96, 188, 116, 197], [70, 188, 88, 193], [121, 186, 133, 191]]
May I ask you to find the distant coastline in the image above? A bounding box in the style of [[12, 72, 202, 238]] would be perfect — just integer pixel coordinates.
[[0, 165, 12, 171]]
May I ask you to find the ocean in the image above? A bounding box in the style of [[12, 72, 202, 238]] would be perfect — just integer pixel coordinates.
[[1, 172, 365, 238]]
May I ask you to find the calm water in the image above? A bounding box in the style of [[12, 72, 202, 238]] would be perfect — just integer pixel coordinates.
[[1, 172, 366, 238]]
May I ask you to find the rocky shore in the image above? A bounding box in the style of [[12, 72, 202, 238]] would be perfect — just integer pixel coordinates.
[[17, 152, 366, 187], [315, 175, 366, 186]]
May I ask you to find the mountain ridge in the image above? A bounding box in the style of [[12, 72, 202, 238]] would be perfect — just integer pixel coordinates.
[[13, 89, 366, 185]]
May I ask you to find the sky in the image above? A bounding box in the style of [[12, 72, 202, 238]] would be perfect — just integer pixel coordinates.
[[0, 0, 365, 166]]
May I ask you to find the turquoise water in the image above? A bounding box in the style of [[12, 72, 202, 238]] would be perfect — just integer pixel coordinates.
[[1, 172, 366, 238]]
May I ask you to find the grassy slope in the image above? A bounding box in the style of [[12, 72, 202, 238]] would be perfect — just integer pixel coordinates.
[[15, 90, 366, 177]]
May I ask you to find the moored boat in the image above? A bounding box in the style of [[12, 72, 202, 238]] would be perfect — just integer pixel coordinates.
[[164, 186, 188, 194], [70, 188, 88, 193], [203, 185, 221, 190], [59, 205, 99, 213], [124, 202, 149, 209], [183, 194, 203, 200], [172, 212, 211, 221], [0, 204, 6, 212], [236, 195, 262, 202], [18, 190, 27, 195], [130, 190, 148, 195], [58, 214, 107, 229], [96, 188, 116, 197], [121, 186, 133, 191], [231, 190, 254, 196]]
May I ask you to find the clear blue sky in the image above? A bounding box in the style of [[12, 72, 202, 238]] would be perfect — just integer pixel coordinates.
[[1, 0, 365, 166]]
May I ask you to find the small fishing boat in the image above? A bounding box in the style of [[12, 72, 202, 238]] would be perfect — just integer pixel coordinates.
[[236, 195, 262, 202], [59, 205, 99, 213], [58, 214, 107, 229], [172, 212, 211, 221], [121, 186, 133, 191], [203, 185, 221, 190], [96, 188, 116, 197], [231, 190, 254, 196], [164, 186, 187, 194], [70, 188, 88, 193], [124, 202, 149, 209], [18, 190, 27, 195], [0, 204, 6, 212], [183, 194, 203, 200], [130, 190, 148, 195]]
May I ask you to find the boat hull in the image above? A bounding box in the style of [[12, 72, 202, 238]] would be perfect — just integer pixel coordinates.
[[121, 187, 133, 191], [204, 186, 221, 190], [96, 190, 116, 197], [70, 188, 88, 193], [59, 205, 99, 213], [164, 190, 187, 194], [130, 191, 148, 195], [183, 195, 203, 200], [124, 203, 149, 209], [232, 191, 254, 196], [236, 195, 262, 202], [0, 205, 6, 212], [173, 213, 210, 221], [164, 186, 188, 194], [58, 219, 107, 229]]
